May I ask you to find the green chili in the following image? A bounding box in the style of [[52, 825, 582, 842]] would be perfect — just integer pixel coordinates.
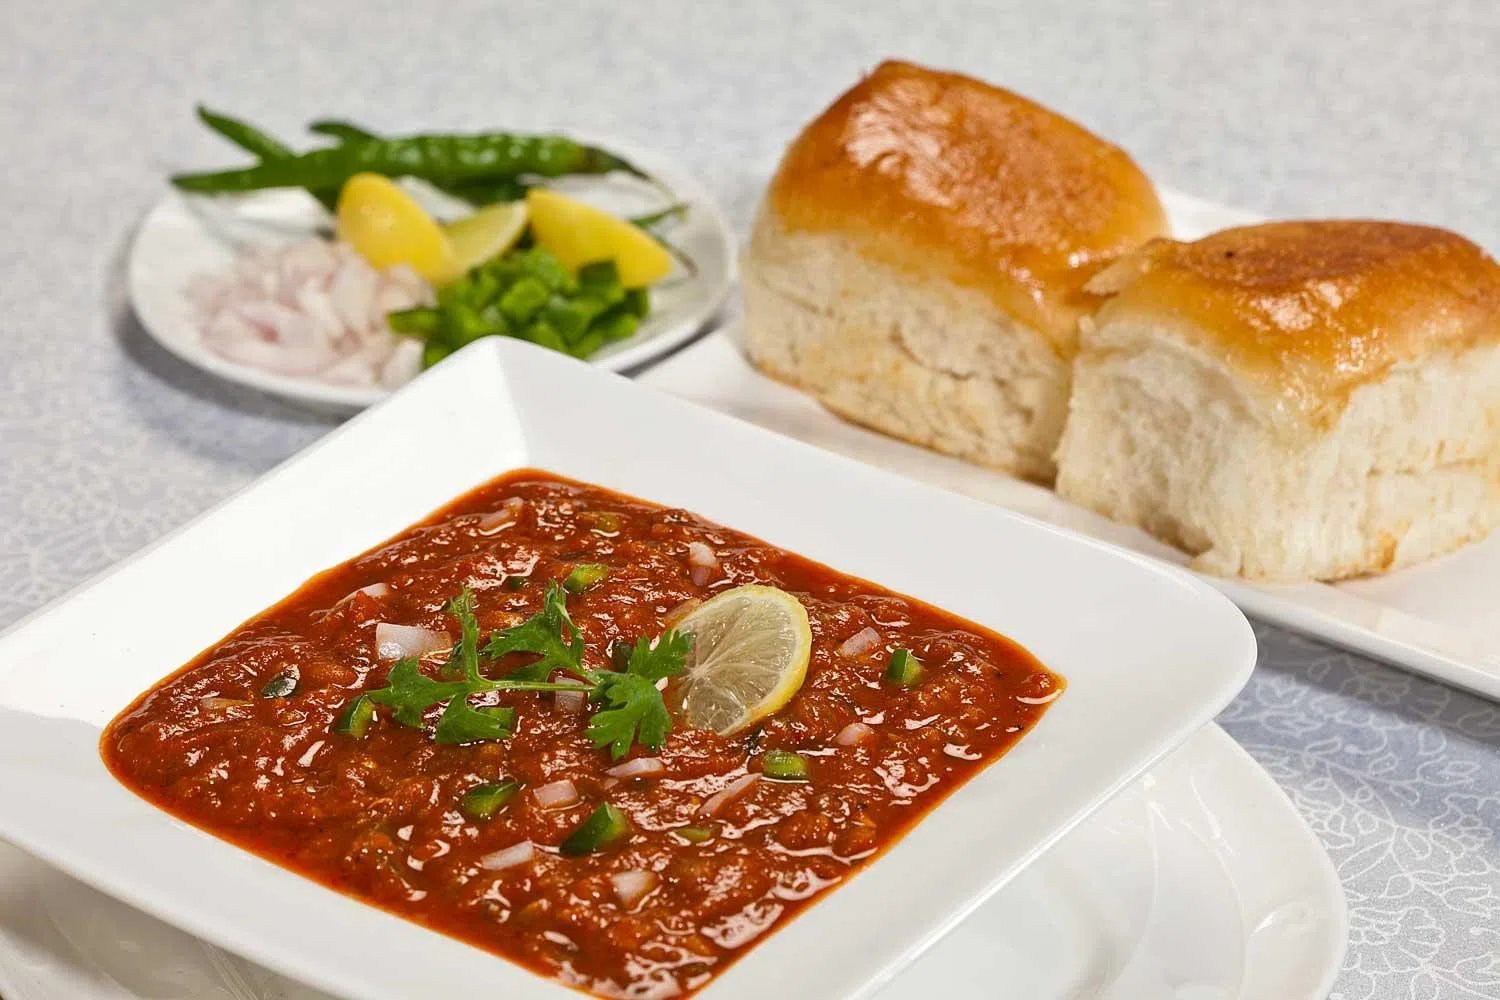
[[172, 133, 648, 194], [195, 106, 340, 212], [564, 563, 610, 593], [309, 120, 529, 205], [627, 203, 688, 230], [884, 648, 923, 687], [460, 780, 520, 821], [198, 106, 295, 160], [307, 119, 377, 144], [332, 694, 376, 738], [761, 749, 810, 781], [560, 802, 632, 855]]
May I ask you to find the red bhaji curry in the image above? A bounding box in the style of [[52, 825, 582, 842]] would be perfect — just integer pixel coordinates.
[[103, 470, 1062, 998]]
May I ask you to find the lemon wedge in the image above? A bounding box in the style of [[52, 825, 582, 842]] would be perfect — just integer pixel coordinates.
[[525, 188, 673, 288], [444, 201, 529, 272], [666, 585, 812, 735], [336, 173, 461, 285]]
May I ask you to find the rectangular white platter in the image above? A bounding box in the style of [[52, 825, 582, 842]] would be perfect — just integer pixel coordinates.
[[0, 338, 1255, 999], [641, 188, 1500, 701]]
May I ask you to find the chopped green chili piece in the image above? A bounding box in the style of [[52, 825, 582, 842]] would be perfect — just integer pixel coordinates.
[[332, 693, 376, 738], [623, 287, 650, 318], [761, 749, 809, 782], [523, 319, 568, 353], [499, 277, 550, 323], [674, 824, 714, 844], [581, 510, 622, 533], [260, 671, 298, 698], [560, 802, 632, 856], [387, 306, 442, 338], [594, 309, 641, 343], [461, 780, 520, 821], [577, 259, 621, 292], [884, 648, 923, 687], [564, 563, 610, 593]]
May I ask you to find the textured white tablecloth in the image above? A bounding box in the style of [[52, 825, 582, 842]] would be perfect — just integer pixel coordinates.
[[2, 2, 1498, 997]]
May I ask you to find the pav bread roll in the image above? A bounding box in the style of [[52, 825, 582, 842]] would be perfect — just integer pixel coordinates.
[[1055, 220, 1500, 581], [742, 60, 1168, 481]]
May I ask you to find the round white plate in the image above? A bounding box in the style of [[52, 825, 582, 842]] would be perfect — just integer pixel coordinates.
[[0, 725, 1344, 1000], [128, 136, 735, 411]]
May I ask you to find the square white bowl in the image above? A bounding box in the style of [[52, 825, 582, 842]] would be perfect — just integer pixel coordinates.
[[0, 338, 1256, 999]]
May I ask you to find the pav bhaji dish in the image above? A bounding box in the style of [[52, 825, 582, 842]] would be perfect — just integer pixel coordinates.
[[104, 470, 1062, 998]]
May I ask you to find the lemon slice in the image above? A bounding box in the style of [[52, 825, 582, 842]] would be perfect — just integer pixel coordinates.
[[666, 585, 812, 735], [525, 188, 673, 288], [336, 173, 461, 285], [444, 201, 529, 272]]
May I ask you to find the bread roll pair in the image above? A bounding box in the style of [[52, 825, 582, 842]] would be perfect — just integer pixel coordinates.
[[743, 60, 1500, 582]]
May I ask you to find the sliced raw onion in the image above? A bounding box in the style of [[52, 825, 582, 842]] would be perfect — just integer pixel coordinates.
[[191, 238, 432, 388], [611, 869, 659, 908], [554, 688, 587, 714], [686, 541, 720, 587], [838, 627, 881, 658], [700, 772, 758, 817], [532, 778, 580, 810], [479, 841, 534, 870], [374, 623, 450, 661], [606, 757, 665, 779]]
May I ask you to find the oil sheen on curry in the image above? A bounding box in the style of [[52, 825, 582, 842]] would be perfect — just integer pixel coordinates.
[[103, 470, 1063, 998]]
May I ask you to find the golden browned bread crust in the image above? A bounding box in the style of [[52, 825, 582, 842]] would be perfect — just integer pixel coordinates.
[[764, 60, 1167, 353], [1090, 220, 1500, 422]]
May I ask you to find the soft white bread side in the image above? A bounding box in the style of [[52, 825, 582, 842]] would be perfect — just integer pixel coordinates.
[[743, 60, 1166, 482], [1055, 221, 1500, 581], [743, 226, 1071, 479]]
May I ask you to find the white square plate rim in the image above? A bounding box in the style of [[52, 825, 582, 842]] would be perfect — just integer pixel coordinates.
[[0, 338, 1257, 1000]]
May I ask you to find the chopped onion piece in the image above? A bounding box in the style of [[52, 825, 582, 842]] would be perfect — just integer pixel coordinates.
[[686, 541, 720, 586], [477, 497, 525, 533], [838, 627, 881, 658], [532, 778, 580, 810], [479, 841, 534, 870], [199, 696, 252, 712], [358, 582, 390, 599], [554, 688, 587, 714], [190, 238, 433, 388], [836, 722, 875, 746], [611, 869, 659, 908], [606, 757, 666, 779], [700, 772, 758, 817], [374, 623, 450, 661]]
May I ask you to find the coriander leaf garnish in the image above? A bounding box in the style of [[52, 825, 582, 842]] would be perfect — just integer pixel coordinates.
[[587, 630, 691, 760], [352, 583, 691, 757], [367, 657, 472, 727], [434, 698, 516, 745], [448, 587, 484, 684], [483, 580, 587, 681]]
